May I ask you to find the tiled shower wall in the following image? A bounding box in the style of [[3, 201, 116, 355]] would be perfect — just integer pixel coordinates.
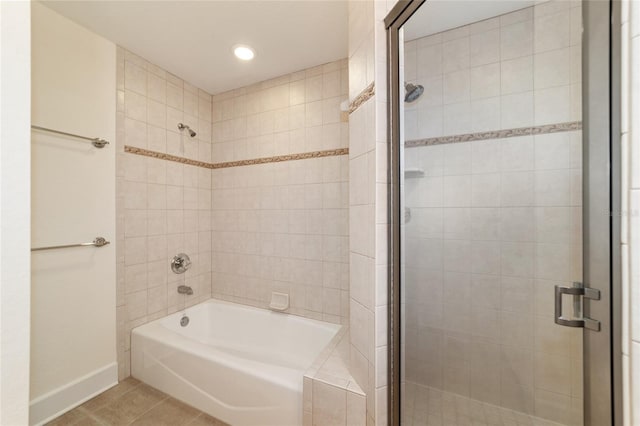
[[404, 3, 581, 141], [116, 50, 351, 378], [208, 61, 351, 324], [347, 0, 397, 423], [402, 3, 583, 425], [116, 48, 215, 379]]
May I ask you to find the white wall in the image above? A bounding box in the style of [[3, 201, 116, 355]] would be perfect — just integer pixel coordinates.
[[0, 1, 32, 424], [30, 3, 117, 423]]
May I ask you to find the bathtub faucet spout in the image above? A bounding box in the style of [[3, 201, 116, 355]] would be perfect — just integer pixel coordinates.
[[177, 285, 193, 295]]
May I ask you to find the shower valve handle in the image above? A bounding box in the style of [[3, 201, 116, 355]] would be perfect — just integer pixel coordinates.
[[171, 253, 191, 274]]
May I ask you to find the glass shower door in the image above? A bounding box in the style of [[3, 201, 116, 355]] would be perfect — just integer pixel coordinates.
[[393, 0, 612, 424]]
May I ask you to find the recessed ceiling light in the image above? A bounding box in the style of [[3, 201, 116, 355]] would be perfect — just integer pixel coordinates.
[[233, 45, 255, 61]]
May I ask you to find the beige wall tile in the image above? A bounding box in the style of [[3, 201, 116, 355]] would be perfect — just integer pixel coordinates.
[[402, 9, 582, 422], [313, 381, 347, 426]]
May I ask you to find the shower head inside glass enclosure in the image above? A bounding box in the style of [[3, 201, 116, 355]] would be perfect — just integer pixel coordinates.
[[394, 0, 593, 424]]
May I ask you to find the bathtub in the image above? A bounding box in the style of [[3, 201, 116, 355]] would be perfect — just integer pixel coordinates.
[[131, 299, 341, 426]]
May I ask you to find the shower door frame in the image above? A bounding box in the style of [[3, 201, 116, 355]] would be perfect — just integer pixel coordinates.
[[384, 0, 622, 425]]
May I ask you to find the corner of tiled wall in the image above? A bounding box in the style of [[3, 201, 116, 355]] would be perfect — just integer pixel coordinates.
[[116, 47, 214, 380], [348, 0, 398, 424], [303, 328, 367, 425], [117, 50, 352, 384], [305, 379, 366, 426], [207, 59, 350, 325], [114, 12, 379, 426]]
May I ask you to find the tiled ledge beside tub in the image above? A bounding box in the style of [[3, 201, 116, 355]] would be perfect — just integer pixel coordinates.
[[303, 327, 366, 425]]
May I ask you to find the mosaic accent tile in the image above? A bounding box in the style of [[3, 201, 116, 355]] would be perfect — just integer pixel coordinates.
[[124, 146, 349, 170], [348, 82, 375, 114], [405, 121, 582, 148], [208, 148, 349, 169], [124, 146, 211, 168]]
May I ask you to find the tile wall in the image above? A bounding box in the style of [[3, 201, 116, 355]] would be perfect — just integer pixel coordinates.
[[402, 3, 583, 425], [117, 52, 351, 377], [348, 0, 397, 424], [348, 90, 378, 424], [116, 48, 215, 379], [303, 330, 367, 425], [105, 3, 384, 420], [404, 3, 582, 141], [621, 0, 639, 424], [208, 61, 351, 324]]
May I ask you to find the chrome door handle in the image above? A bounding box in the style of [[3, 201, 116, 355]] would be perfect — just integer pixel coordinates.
[[555, 283, 601, 331]]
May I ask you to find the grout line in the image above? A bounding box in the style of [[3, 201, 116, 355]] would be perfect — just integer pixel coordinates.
[[74, 380, 146, 425], [184, 413, 209, 426], [83, 409, 109, 426], [123, 394, 170, 426], [80, 381, 141, 413]]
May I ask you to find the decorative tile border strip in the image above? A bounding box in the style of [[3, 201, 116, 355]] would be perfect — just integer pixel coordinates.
[[405, 121, 582, 148], [124, 146, 349, 170], [348, 82, 375, 114], [208, 148, 349, 169], [125, 146, 210, 168]]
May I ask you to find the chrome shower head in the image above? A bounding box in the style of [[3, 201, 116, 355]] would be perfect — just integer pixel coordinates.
[[404, 83, 424, 103], [177, 123, 197, 138]]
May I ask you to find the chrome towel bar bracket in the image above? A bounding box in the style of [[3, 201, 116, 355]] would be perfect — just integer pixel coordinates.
[[31, 236, 110, 252], [31, 125, 109, 148]]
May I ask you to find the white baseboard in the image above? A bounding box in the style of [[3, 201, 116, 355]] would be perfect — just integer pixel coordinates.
[[29, 362, 118, 426]]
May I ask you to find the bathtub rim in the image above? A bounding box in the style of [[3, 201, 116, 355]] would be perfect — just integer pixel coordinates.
[[131, 298, 344, 389]]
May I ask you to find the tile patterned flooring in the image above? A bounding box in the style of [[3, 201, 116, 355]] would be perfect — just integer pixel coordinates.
[[402, 382, 567, 426], [46, 377, 572, 426], [46, 378, 228, 426]]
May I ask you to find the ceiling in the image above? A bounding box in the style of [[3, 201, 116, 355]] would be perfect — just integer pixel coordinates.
[[43, 0, 348, 95], [404, 0, 534, 41]]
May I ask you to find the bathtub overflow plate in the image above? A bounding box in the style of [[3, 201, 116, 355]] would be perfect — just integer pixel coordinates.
[[180, 315, 189, 327]]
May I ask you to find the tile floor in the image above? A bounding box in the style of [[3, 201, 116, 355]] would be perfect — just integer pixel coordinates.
[[402, 382, 567, 426], [46, 378, 228, 426]]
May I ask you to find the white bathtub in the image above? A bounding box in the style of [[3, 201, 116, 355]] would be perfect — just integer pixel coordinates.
[[131, 299, 341, 426]]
